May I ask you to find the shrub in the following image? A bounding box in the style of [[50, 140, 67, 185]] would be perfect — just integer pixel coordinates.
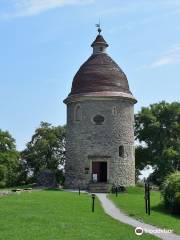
[[161, 171, 180, 214], [136, 181, 145, 188], [0, 165, 7, 188], [111, 184, 126, 193]]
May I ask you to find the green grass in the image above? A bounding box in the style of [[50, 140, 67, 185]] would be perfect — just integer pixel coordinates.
[[0, 190, 158, 240], [109, 187, 180, 234]]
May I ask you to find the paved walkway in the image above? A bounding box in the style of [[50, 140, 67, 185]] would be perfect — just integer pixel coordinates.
[[96, 193, 180, 240]]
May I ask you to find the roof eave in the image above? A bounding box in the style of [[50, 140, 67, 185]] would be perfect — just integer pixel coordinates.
[[63, 91, 137, 104]]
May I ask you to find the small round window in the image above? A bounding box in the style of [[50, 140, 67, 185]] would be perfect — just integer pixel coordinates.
[[93, 115, 105, 125]]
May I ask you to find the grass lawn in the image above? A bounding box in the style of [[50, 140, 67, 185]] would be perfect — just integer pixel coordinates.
[[109, 187, 180, 234], [0, 190, 158, 240]]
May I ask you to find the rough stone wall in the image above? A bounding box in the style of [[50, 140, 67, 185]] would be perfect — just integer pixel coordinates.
[[64, 98, 135, 189]]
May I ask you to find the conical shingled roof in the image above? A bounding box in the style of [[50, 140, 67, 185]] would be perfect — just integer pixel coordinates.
[[91, 34, 108, 47], [70, 53, 131, 95], [65, 33, 136, 103]]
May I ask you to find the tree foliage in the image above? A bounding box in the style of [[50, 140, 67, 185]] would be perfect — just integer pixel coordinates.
[[0, 129, 20, 187], [21, 122, 66, 182], [161, 171, 180, 214], [135, 101, 180, 184]]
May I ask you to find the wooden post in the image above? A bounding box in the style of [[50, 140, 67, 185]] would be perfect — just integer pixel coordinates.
[[145, 183, 148, 214], [147, 183, 151, 215], [145, 181, 151, 215], [115, 186, 118, 197], [92, 194, 95, 212]]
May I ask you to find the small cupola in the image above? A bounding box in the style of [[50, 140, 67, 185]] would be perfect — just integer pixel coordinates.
[[91, 25, 108, 54]]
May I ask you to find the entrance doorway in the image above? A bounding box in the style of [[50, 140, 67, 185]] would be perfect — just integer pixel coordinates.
[[92, 162, 107, 182]]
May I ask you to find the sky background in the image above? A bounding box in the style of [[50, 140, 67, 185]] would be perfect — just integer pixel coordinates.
[[0, 0, 180, 152]]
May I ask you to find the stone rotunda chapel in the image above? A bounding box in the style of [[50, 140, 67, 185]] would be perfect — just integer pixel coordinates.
[[64, 27, 137, 192]]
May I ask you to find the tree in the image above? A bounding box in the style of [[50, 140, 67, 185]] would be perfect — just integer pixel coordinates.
[[21, 122, 66, 183], [0, 129, 20, 187], [135, 101, 180, 185], [161, 171, 180, 214]]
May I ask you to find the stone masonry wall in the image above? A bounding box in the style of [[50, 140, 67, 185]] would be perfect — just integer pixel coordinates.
[[64, 98, 135, 189]]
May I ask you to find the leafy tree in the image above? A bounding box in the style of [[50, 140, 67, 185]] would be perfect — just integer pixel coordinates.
[[0, 129, 20, 187], [21, 122, 66, 183], [135, 101, 180, 185], [161, 171, 180, 214]]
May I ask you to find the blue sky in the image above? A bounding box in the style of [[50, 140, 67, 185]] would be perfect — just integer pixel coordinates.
[[0, 0, 180, 150]]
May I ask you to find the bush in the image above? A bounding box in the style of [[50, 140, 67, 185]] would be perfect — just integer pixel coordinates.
[[0, 165, 7, 188], [55, 169, 65, 185], [136, 181, 145, 188], [111, 184, 126, 193], [161, 171, 180, 214]]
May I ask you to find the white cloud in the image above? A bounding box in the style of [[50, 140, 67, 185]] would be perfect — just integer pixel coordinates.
[[96, 0, 180, 17], [146, 44, 180, 69], [1, 0, 94, 19]]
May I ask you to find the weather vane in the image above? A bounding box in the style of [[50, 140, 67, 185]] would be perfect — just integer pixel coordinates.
[[95, 19, 102, 34]]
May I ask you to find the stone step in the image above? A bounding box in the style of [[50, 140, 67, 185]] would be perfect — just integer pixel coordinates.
[[88, 183, 111, 193]]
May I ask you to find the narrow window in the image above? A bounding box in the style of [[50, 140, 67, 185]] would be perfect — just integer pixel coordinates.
[[112, 106, 117, 116], [75, 105, 81, 121], [119, 146, 124, 157], [100, 46, 103, 52], [85, 167, 89, 174]]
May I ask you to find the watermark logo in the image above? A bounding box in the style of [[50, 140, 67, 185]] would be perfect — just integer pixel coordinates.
[[135, 227, 143, 236], [135, 227, 173, 236]]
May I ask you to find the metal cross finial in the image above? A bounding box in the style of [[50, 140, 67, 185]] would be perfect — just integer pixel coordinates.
[[95, 20, 102, 35]]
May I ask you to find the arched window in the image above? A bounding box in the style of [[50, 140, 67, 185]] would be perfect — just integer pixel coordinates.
[[74, 105, 81, 121]]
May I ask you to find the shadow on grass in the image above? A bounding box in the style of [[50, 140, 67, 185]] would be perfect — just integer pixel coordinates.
[[151, 203, 180, 220], [44, 188, 63, 191]]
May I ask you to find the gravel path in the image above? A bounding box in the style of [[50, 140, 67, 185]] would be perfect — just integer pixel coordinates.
[[96, 193, 180, 240]]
